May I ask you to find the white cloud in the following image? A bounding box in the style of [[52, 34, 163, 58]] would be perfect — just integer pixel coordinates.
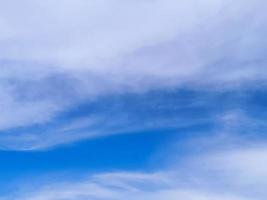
[[0, 0, 225, 66], [11, 171, 250, 200], [0, 0, 266, 145], [206, 147, 267, 186]]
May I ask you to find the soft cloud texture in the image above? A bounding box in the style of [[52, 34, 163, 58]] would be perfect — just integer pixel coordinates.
[[0, 89, 259, 150], [0, 0, 266, 147]]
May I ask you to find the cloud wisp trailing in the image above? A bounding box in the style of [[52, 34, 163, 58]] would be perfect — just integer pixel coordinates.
[[1, 87, 266, 151], [0, 0, 266, 142], [7, 136, 267, 200]]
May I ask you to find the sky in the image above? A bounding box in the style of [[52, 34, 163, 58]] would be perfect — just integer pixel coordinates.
[[0, 0, 266, 199]]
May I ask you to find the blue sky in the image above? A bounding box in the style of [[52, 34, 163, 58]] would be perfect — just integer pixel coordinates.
[[0, 0, 267, 199]]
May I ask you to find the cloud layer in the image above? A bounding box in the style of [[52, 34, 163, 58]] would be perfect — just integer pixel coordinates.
[[0, 0, 266, 148]]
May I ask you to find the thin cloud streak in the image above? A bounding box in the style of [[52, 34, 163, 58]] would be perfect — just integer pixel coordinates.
[[8, 139, 267, 200]]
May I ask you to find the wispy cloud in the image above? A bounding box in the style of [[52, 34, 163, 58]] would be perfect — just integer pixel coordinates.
[[0, 0, 266, 148], [8, 137, 267, 200], [0, 89, 258, 150], [1, 86, 267, 150]]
